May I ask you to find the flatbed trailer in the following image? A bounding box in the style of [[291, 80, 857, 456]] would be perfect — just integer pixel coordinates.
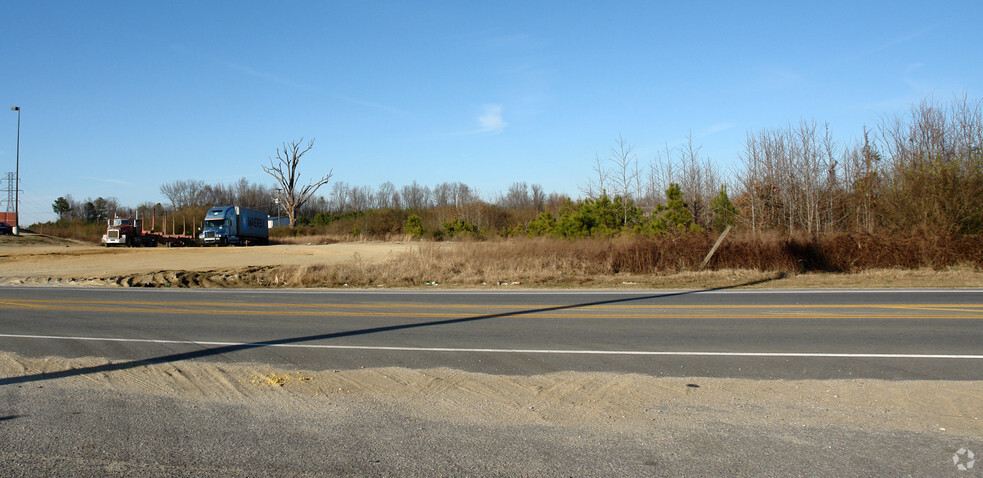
[[101, 213, 198, 247], [149, 214, 198, 247]]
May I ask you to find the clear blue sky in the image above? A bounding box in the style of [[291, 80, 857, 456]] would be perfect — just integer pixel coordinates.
[[3, 1, 981, 225]]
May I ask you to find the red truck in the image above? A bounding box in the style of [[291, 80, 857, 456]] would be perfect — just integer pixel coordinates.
[[101, 216, 197, 247]]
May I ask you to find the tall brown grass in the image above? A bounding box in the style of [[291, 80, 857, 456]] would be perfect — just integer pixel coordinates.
[[271, 233, 983, 288], [30, 222, 108, 243]]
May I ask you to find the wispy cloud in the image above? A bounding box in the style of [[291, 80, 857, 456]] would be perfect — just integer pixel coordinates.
[[859, 78, 944, 113], [658, 123, 737, 150], [477, 104, 508, 133], [849, 22, 942, 61], [83, 177, 129, 185], [337, 95, 405, 115], [170, 43, 319, 93], [450, 104, 509, 136], [173, 44, 409, 115], [699, 123, 735, 137], [218, 60, 319, 93], [755, 66, 804, 89]]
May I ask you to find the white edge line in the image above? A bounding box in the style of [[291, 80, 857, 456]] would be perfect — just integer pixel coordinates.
[[1, 333, 981, 360]]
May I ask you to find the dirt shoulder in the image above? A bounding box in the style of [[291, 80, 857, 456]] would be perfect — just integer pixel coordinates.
[[0, 234, 417, 287], [1, 351, 980, 475], [6, 351, 979, 438]]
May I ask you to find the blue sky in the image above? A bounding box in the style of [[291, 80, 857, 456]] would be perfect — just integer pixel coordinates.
[[3, 1, 981, 225]]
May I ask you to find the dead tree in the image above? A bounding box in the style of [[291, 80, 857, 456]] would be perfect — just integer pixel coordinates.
[[262, 138, 333, 226]]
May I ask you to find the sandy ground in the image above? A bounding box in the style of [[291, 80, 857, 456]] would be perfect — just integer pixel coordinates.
[[4, 352, 981, 438], [1, 351, 981, 475], [0, 236, 416, 287]]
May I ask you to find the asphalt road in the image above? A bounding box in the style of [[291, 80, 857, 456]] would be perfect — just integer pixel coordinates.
[[1, 286, 981, 380], [2, 286, 982, 476]]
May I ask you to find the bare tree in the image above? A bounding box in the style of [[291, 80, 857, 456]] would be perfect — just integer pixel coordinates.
[[500, 182, 532, 210], [454, 183, 484, 226], [349, 185, 374, 214], [231, 177, 272, 211], [876, 96, 983, 235], [432, 182, 454, 209], [530, 184, 546, 211], [735, 133, 762, 234], [608, 134, 640, 225], [262, 138, 333, 226], [400, 181, 430, 211], [202, 183, 234, 207], [644, 143, 677, 212], [679, 132, 719, 230], [329, 182, 351, 213], [160, 179, 208, 210], [579, 153, 609, 199], [377, 181, 400, 210]]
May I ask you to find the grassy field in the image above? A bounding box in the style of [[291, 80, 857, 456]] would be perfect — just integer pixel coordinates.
[[271, 237, 983, 289]]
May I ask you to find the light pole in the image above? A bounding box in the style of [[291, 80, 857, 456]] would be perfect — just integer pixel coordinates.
[[9, 106, 19, 235], [274, 188, 283, 226]]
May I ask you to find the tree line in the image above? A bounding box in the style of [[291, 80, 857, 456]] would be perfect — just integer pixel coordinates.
[[579, 95, 983, 239], [46, 95, 983, 243], [51, 177, 275, 224]]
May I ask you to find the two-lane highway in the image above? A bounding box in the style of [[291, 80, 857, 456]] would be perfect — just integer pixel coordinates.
[[1, 286, 982, 380]]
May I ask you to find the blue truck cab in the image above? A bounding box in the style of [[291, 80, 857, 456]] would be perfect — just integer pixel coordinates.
[[198, 206, 269, 246]]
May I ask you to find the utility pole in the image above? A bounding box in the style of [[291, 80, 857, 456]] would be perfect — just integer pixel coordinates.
[[10, 106, 20, 235]]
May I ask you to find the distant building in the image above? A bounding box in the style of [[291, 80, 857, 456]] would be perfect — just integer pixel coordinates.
[[268, 216, 290, 228]]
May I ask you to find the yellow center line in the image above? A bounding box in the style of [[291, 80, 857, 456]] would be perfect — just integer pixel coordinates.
[[874, 305, 983, 313], [0, 300, 981, 319], [2, 298, 982, 311]]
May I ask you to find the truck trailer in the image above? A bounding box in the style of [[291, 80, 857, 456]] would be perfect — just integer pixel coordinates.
[[101, 216, 198, 247], [198, 206, 269, 246]]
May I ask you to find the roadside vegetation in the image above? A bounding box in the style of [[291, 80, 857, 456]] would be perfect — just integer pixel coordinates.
[[263, 234, 983, 289], [29, 96, 983, 279]]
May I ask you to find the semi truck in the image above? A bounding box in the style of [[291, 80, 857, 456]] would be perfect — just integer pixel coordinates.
[[101, 217, 156, 247], [198, 206, 269, 246], [101, 215, 198, 247]]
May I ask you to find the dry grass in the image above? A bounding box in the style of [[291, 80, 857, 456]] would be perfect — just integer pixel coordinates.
[[269, 233, 414, 245], [268, 234, 346, 245], [26, 223, 107, 243], [0, 233, 83, 247], [265, 236, 983, 289]]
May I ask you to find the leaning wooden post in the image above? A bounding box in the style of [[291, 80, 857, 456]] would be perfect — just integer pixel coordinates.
[[701, 225, 732, 270]]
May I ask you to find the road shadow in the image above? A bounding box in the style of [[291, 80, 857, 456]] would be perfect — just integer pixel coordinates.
[[0, 274, 785, 386]]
